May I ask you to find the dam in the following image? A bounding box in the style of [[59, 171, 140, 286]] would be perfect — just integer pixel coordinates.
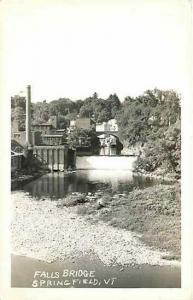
[[31, 152, 137, 172], [76, 155, 137, 170]]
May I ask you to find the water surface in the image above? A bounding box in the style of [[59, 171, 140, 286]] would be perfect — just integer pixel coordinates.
[[12, 254, 181, 288], [23, 170, 169, 200]]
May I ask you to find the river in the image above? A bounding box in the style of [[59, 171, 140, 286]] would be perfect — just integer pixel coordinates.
[[22, 169, 170, 199], [11, 170, 181, 288]]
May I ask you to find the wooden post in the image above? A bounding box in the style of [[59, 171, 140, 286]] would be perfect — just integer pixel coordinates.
[[41, 149, 44, 164], [57, 148, 59, 171], [52, 149, 54, 171], [64, 148, 66, 170], [47, 149, 49, 168]]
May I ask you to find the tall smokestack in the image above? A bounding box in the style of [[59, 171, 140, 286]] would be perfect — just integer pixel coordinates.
[[26, 85, 32, 146]]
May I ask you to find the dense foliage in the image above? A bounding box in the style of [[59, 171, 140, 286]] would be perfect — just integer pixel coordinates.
[[67, 128, 100, 154], [116, 89, 181, 176], [79, 93, 120, 122]]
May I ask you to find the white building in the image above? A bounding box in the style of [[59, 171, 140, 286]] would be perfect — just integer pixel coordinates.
[[96, 119, 118, 132]]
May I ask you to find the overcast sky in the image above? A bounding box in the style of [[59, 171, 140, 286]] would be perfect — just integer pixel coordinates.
[[1, 0, 191, 102]]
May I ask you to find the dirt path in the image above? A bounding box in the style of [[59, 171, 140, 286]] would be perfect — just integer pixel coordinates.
[[11, 191, 180, 267]]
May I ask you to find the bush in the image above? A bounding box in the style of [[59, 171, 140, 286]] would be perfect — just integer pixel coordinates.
[[57, 193, 87, 207]]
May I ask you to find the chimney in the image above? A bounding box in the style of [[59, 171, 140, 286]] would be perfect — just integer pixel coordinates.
[[26, 85, 32, 146]]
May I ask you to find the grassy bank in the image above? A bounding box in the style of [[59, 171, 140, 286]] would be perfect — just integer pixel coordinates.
[[12, 191, 180, 267], [59, 183, 181, 260], [11, 169, 50, 190]]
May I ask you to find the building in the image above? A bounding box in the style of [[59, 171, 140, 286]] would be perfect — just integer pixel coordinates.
[[48, 115, 58, 129], [12, 131, 42, 147], [31, 123, 53, 135], [41, 134, 65, 146], [70, 118, 96, 131], [31, 116, 60, 135], [96, 119, 118, 133]]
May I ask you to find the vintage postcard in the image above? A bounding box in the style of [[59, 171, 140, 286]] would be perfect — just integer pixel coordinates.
[[0, 0, 193, 299]]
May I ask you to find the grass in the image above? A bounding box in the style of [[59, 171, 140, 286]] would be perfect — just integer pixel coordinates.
[[75, 183, 181, 259]]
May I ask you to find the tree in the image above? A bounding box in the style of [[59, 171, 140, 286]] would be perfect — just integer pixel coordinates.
[[11, 96, 26, 130], [135, 120, 181, 175], [116, 96, 151, 145], [11, 95, 26, 111], [106, 93, 121, 118], [32, 101, 50, 123], [67, 128, 100, 154], [92, 92, 98, 99], [49, 98, 76, 116], [117, 88, 181, 176]]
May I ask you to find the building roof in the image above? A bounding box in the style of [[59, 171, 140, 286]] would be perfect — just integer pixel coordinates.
[[42, 134, 63, 138], [32, 123, 52, 127]]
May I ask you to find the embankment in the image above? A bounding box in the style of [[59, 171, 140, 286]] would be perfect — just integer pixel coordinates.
[[75, 183, 181, 260], [11, 170, 50, 190], [11, 191, 180, 266]]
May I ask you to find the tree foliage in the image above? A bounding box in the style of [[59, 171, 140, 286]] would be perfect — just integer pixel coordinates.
[[79, 93, 120, 122], [116, 89, 180, 147], [67, 128, 100, 154], [116, 89, 181, 175]]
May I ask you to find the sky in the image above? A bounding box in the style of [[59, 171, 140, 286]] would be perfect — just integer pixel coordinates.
[[1, 0, 192, 102]]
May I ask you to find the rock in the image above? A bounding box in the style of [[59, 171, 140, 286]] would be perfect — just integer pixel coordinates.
[[96, 199, 105, 209], [57, 194, 87, 207]]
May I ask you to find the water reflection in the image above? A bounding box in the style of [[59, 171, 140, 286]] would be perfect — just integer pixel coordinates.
[[23, 170, 163, 200]]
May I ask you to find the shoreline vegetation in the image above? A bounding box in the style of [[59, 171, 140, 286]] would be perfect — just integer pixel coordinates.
[[58, 182, 181, 261], [11, 169, 50, 190], [12, 189, 180, 267]]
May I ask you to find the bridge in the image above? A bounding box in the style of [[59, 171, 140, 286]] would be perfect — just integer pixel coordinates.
[[96, 130, 120, 138]]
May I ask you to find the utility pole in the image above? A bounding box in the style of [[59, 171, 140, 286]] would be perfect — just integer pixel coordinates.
[[26, 85, 32, 147]]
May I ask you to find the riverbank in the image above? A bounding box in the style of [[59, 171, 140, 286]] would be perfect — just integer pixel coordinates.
[[11, 191, 180, 267], [133, 169, 180, 182], [69, 183, 181, 260], [11, 169, 50, 190]]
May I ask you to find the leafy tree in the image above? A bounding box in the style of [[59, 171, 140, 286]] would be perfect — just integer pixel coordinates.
[[32, 101, 49, 123], [67, 128, 100, 154], [79, 94, 120, 123], [106, 93, 121, 118], [75, 99, 84, 112], [117, 89, 180, 145], [92, 92, 98, 99], [49, 98, 76, 116], [116, 97, 151, 145], [11, 95, 26, 111], [135, 120, 181, 175], [11, 96, 26, 130], [117, 88, 181, 176]]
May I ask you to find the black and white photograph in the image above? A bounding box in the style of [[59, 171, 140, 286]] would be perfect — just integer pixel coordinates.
[[0, 0, 193, 298]]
